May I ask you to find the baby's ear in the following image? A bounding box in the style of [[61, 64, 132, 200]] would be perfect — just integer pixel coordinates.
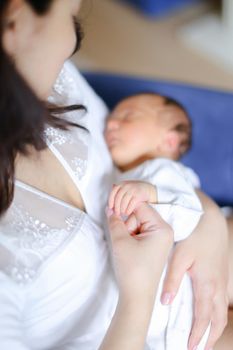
[[162, 130, 180, 158]]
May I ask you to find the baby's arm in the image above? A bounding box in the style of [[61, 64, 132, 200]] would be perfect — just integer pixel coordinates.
[[108, 180, 157, 216], [148, 160, 203, 242], [111, 159, 203, 242]]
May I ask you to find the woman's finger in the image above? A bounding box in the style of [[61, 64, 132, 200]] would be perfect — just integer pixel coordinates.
[[161, 246, 191, 305], [204, 321, 227, 350], [107, 213, 129, 242], [125, 213, 138, 234], [188, 283, 214, 350], [134, 202, 168, 227], [203, 293, 228, 350]]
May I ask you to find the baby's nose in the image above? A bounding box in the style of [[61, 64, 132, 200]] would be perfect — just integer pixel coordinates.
[[106, 118, 120, 130]]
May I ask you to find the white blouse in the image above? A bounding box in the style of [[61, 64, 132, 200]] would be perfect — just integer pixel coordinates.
[[0, 61, 208, 350], [0, 61, 118, 349]]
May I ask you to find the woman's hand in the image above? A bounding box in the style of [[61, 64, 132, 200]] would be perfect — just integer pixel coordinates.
[[161, 190, 229, 350], [107, 202, 173, 298], [100, 203, 173, 350]]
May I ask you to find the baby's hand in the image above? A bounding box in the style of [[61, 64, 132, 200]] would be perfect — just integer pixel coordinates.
[[108, 180, 157, 216]]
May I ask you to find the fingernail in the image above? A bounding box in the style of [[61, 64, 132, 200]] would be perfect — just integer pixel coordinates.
[[161, 292, 172, 305], [105, 207, 113, 218]]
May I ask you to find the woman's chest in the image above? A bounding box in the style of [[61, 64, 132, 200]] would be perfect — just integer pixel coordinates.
[[20, 219, 116, 349], [0, 177, 117, 349]]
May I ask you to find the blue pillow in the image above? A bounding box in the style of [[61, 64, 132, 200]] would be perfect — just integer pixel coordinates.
[[84, 72, 233, 206], [118, 0, 202, 17]]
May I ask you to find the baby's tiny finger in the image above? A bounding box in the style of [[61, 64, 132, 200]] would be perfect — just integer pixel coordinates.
[[126, 197, 139, 216], [120, 192, 132, 215], [114, 188, 127, 216], [108, 184, 120, 209]]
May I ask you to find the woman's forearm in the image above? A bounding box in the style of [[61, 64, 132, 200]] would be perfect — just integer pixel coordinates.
[[99, 296, 154, 350], [161, 189, 228, 350], [195, 188, 222, 213], [100, 234, 173, 350]]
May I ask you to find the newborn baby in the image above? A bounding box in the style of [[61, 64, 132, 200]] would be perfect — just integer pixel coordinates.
[[105, 93, 203, 242], [104, 92, 209, 349]]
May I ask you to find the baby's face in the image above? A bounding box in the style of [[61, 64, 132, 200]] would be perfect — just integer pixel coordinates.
[[104, 95, 167, 171]]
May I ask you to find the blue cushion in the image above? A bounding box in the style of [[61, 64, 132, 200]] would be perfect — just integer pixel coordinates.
[[118, 0, 202, 17], [84, 72, 233, 206]]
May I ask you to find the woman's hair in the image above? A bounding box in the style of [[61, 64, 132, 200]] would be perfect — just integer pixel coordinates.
[[0, 0, 85, 217]]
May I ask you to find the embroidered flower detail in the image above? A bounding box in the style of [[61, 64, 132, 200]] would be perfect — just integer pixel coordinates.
[[53, 66, 76, 97], [48, 66, 77, 106], [71, 157, 88, 180], [2, 204, 83, 285], [44, 127, 69, 146]]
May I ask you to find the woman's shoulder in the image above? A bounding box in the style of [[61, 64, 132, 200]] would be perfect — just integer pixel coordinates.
[[51, 60, 108, 113], [48, 60, 109, 137]]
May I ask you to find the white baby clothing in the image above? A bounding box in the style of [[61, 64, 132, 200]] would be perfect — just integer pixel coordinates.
[[0, 61, 207, 349]]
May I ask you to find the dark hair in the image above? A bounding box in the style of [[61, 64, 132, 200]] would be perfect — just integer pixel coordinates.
[[0, 0, 85, 216], [162, 95, 192, 157]]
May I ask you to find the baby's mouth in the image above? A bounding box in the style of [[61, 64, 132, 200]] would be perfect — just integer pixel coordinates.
[[105, 132, 119, 147]]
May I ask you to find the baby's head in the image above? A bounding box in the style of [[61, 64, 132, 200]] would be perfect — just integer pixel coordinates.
[[104, 93, 191, 171]]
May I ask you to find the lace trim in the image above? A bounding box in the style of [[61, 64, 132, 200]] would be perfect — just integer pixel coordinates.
[[48, 65, 77, 105], [45, 63, 90, 181], [1, 204, 84, 285], [44, 126, 75, 146], [44, 126, 89, 181], [44, 127, 69, 146], [70, 157, 87, 179]]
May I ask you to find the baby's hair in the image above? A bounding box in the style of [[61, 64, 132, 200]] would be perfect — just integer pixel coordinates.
[[163, 95, 187, 112], [162, 95, 192, 156]]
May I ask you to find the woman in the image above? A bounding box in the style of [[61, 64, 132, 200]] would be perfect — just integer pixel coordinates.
[[0, 0, 229, 349]]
